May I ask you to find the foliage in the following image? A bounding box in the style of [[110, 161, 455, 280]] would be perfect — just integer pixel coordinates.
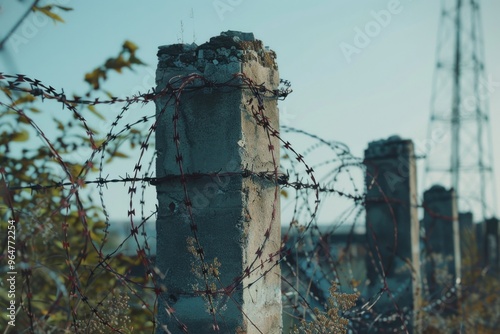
[[292, 283, 358, 334], [0, 7, 152, 329], [33, 4, 73, 23], [75, 291, 133, 334], [84, 40, 145, 91], [421, 230, 500, 333]]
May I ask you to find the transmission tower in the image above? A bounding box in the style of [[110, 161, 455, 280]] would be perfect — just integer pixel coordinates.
[[425, 0, 497, 223]]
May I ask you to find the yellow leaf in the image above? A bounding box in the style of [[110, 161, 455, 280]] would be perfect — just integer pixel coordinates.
[[280, 189, 288, 199], [84, 68, 106, 90], [11, 129, 30, 142], [105, 55, 130, 72], [66, 163, 83, 178], [53, 5, 73, 11], [13, 94, 36, 106], [112, 151, 129, 159], [123, 40, 138, 53], [18, 115, 31, 124], [33, 6, 65, 23], [93, 221, 107, 229], [93, 138, 106, 148], [53, 118, 64, 130], [89, 231, 104, 244], [1, 86, 12, 98], [77, 123, 99, 135], [129, 54, 146, 65], [87, 105, 105, 120]]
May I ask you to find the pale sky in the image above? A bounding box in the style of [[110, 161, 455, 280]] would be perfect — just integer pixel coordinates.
[[1, 0, 499, 223]]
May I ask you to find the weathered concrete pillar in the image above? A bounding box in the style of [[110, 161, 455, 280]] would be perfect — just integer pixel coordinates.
[[364, 136, 421, 333], [154, 31, 281, 333], [422, 185, 461, 300], [457, 212, 477, 280]]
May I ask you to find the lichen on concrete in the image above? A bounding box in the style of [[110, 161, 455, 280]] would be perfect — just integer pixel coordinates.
[[157, 31, 278, 72]]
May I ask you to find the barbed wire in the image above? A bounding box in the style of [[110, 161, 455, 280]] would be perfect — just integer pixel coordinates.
[[0, 72, 496, 333]]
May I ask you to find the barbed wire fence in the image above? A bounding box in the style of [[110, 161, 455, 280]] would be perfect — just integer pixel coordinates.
[[0, 71, 497, 334]]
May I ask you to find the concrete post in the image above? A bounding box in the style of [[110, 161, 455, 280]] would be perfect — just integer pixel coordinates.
[[459, 212, 473, 233], [364, 136, 421, 333], [458, 212, 477, 279], [422, 186, 461, 301], [485, 217, 499, 271], [154, 31, 281, 333]]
